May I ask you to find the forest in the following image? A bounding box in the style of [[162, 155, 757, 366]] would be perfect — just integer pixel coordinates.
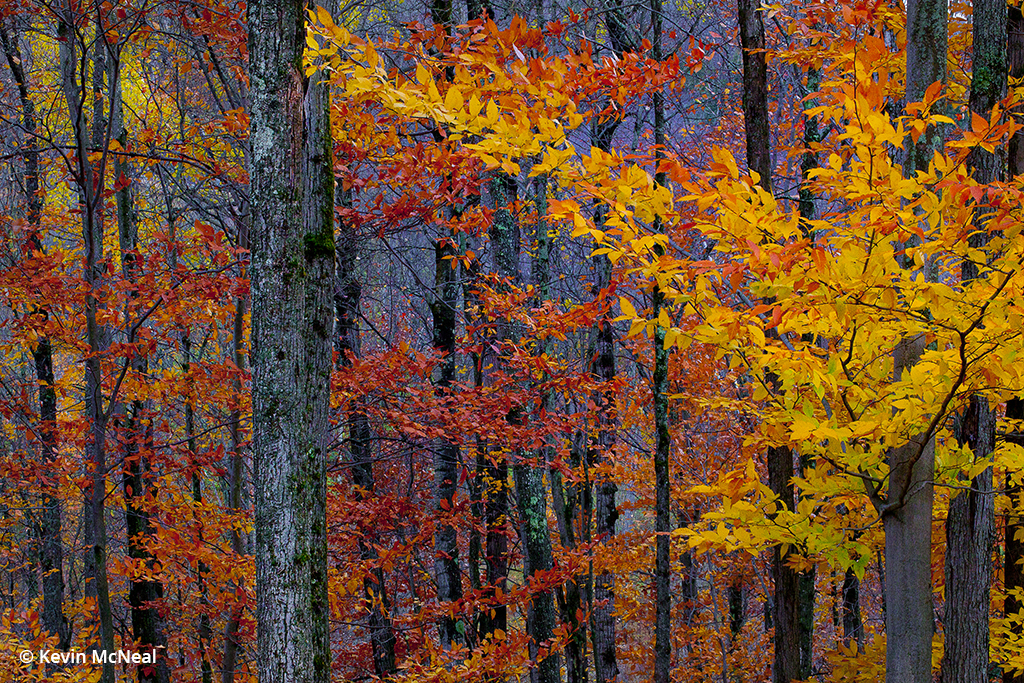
[[1, 0, 1024, 680]]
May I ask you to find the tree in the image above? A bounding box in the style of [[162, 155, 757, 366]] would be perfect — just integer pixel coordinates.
[[249, 0, 334, 679]]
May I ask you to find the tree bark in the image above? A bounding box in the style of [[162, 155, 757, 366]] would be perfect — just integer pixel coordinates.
[[652, 5, 671, 680], [940, 1, 1003, 679], [589, 49, 620, 683], [249, 0, 334, 677], [1005, 10, 1024, 683], [884, 0, 946, 680]]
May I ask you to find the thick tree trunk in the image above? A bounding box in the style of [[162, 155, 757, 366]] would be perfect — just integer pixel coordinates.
[[883, 339, 935, 683], [249, 0, 334, 678], [883, 0, 946, 680], [941, 1, 1003, 679], [0, 22, 70, 652]]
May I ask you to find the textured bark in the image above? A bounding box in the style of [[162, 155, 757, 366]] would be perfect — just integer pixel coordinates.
[[737, 0, 772, 190], [589, 62, 620, 683], [1007, 13, 1024, 683], [249, 0, 334, 678], [940, 2, 1003, 679], [652, 5, 671, 678], [0, 22, 70, 652], [883, 0, 946, 679], [432, 234, 465, 647], [883, 338, 935, 683]]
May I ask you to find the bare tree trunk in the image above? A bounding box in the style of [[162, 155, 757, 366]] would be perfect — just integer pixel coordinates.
[[115, 67, 171, 683], [0, 21, 70, 652], [884, 0, 946, 680], [1005, 9, 1024, 683], [651, 4, 671, 680], [59, 10, 116, 679], [336, 188, 399, 677], [589, 43, 621, 683], [841, 568, 863, 650], [249, 0, 334, 677], [940, 1, 1003, 679]]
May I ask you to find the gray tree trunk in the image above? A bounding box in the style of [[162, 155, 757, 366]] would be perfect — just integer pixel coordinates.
[[884, 0, 946, 680], [249, 0, 334, 678], [940, 0, 1003, 679]]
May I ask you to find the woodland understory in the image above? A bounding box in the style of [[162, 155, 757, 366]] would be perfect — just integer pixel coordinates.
[[2, 0, 1024, 681]]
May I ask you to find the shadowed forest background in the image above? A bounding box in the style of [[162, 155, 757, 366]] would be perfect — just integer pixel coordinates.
[[2, 0, 1024, 681]]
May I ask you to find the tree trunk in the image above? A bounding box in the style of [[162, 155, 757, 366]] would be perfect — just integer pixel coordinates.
[[589, 52, 620, 683], [1005, 10, 1024, 683], [883, 339, 935, 683], [841, 568, 863, 650], [884, 0, 946, 680], [336, 187, 399, 677], [940, 1, 1003, 679], [59, 12, 117, 679], [115, 70, 171, 683], [249, 0, 334, 677], [0, 21, 70, 652], [652, 4, 671, 679]]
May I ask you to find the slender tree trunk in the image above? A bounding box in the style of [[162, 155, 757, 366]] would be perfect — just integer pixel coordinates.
[[115, 69, 171, 683], [59, 11, 116, 679], [652, 4, 671, 680], [841, 568, 863, 650], [737, 0, 805, 678], [1005, 399, 1024, 683], [336, 188, 399, 677], [589, 56, 620, 683], [221, 212, 249, 683], [884, 0, 946, 680], [941, 1, 1003, 680], [249, 0, 334, 677], [0, 21, 70, 652]]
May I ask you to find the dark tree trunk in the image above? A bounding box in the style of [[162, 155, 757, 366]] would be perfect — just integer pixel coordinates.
[[589, 52, 620, 683], [941, 1, 1003, 679], [249, 0, 334, 676], [336, 187, 398, 677], [841, 568, 864, 650], [0, 22, 70, 652], [652, 4, 671, 679], [115, 73, 171, 683], [1005, 11, 1024, 683]]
